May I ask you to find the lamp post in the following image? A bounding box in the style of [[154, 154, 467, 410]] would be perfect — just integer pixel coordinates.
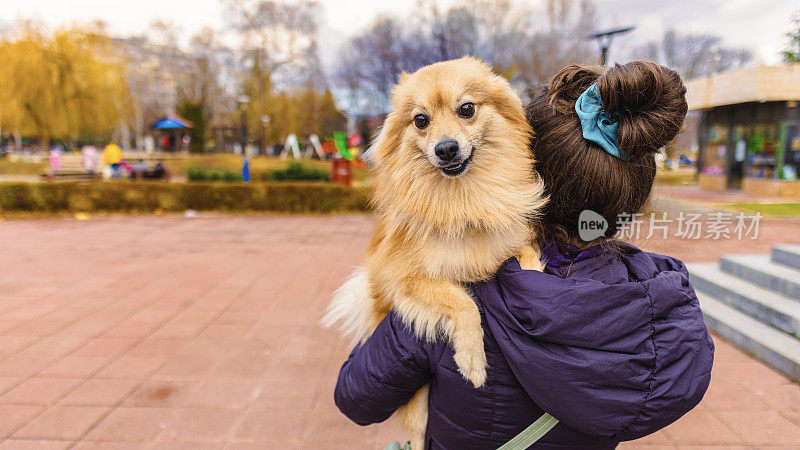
[[590, 27, 635, 66], [238, 95, 250, 183], [260, 114, 270, 156]]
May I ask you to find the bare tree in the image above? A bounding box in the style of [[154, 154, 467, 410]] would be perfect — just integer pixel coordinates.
[[187, 27, 237, 126], [633, 30, 753, 79], [783, 11, 800, 63], [224, 0, 320, 87], [509, 0, 596, 97], [223, 0, 324, 149], [332, 0, 596, 114], [113, 19, 210, 149], [332, 15, 440, 114]]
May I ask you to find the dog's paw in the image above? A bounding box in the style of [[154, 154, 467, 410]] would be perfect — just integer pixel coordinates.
[[453, 342, 487, 387], [517, 243, 545, 271]]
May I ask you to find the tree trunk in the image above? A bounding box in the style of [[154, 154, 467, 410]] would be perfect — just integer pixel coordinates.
[[120, 123, 131, 151], [41, 136, 50, 155]]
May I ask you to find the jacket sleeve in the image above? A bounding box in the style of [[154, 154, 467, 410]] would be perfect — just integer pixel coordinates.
[[613, 256, 715, 441], [334, 311, 441, 425]]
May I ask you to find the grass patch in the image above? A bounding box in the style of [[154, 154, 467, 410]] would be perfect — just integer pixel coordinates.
[[655, 171, 696, 186], [0, 159, 45, 175], [716, 202, 800, 216]]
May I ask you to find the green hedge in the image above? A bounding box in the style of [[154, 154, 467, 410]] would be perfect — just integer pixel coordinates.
[[187, 166, 242, 182], [187, 162, 329, 183], [0, 181, 370, 215], [267, 162, 329, 182]]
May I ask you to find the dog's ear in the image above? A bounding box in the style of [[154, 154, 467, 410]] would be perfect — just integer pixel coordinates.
[[487, 77, 528, 131], [369, 113, 402, 167], [398, 71, 410, 85], [361, 126, 384, 167]]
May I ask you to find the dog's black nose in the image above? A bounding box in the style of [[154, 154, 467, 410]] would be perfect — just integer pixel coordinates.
[[434, 140, 459, 162]]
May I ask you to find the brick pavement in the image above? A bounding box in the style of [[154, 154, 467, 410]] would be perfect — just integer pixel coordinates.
[[653, 185, 800, 204], [0, 214, 799, 449]]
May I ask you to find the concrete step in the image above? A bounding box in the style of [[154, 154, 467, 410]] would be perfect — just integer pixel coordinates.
[[720, 255, 800, 301], [698, 292, 800, 382], [689, 263, 800, 336], [773, 245, 800, 271]]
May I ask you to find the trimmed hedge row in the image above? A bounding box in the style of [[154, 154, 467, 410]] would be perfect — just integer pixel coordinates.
[[0, 181, 370, 214], [186, 162, 330, 183], [187, 166, 242, 182], [267, 162, 329, 182]]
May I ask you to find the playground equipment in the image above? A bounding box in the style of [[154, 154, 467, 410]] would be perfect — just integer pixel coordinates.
[[280, 134, 324, 159], [281, 134, 301, 159], [304, 134, 324, 159], [330, 158, 352, 187], [330, 131, 354, 187], [274, 130, 367, 187], [333, 131, 354, 160]]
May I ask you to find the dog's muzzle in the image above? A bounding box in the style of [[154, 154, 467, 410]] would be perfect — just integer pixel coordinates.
[[433, 139, 473, 177]]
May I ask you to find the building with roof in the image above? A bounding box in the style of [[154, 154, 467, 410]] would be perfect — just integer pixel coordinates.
[[687, 65, 800, 197], [151, 115, 193, 152]]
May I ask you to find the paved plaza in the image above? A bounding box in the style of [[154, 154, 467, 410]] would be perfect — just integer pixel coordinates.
[[1, 214, 800, 449]]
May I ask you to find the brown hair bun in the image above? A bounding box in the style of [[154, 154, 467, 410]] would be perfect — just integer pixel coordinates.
[[596, 61, 688, 159]]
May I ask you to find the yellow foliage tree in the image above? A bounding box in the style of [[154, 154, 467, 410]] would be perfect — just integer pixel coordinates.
[[0, 24, 132, 150], [242, 77, 346, 146]]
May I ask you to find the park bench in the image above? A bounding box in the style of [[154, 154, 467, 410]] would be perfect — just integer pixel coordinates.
[[41, 154, 99, 181]]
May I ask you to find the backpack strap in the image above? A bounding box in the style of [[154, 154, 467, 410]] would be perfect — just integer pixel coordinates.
[[384, 413, 558, 450], [497, 413, 559, 450]]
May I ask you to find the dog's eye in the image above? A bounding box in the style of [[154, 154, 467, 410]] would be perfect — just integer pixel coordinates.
[[414, 114, 429, 129], [458, 102, 475, 118]]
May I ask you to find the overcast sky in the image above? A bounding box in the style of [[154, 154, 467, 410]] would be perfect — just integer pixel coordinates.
[[3, 0, 797, 65]]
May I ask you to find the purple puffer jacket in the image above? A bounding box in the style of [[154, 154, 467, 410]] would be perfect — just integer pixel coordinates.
[[334, 244, 714, 449]]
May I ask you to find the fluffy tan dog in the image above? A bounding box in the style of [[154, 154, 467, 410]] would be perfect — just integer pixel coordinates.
[[324, 57, 546, 448]]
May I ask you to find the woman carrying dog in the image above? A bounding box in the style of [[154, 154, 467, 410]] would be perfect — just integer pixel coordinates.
[[334, 61, 713, 449]]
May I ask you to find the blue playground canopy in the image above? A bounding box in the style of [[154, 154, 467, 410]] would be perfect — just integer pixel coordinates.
[[152, 116, 193, 130]]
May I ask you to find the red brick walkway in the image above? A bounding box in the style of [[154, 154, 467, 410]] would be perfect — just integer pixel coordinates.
[[0, 214, 799, 449], [654, 185, 800, 204]]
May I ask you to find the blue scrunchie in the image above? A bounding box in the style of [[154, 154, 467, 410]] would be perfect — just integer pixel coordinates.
[[575, 83, 626, 160]]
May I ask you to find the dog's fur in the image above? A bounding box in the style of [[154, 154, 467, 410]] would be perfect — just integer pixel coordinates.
[[324, 57, 546, 448]]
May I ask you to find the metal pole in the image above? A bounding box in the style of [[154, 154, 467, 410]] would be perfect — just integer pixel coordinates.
[[590, 27, 635, 67], [240, 108, 247, 156], [239, 96, 250, 183]]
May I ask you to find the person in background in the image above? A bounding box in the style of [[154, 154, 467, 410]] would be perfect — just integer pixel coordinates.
[[152, 159, 167, 180], [102, 143, 122, 178], [130, 159, 147, 180], [81, 145, 99, 178], [118, 159, 133, 177], [48, 146, 62, 173]]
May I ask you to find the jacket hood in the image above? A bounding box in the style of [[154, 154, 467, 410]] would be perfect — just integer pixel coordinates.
[[473, 243, 714, 441]]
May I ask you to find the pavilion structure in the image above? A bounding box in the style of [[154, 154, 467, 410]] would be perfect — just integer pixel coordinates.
[[152, 115, 193, 152]]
